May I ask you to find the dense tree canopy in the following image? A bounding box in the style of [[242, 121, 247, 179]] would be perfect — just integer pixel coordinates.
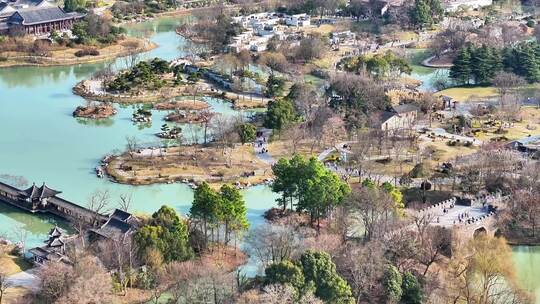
[[237, 123, 257, 145], [264, 74, 287, 98], [107, 58, 170, 92], [190, 182, 249, 247], [134, 205, 193, 263], [64, 0, 86, 12], [410, 0, 444, 29], [264, 99, 297, 131], [300, 250, 355, 304], [265, 260, 305, 291], [340, 52, 412, 80], [272, 155, 350, 229], [451, 41, 540, 85]]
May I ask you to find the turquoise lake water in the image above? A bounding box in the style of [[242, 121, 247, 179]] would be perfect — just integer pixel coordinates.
[[0, 16, 538, 291], [0, 17, 277, 255]]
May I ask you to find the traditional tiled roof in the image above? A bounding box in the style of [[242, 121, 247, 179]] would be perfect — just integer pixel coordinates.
[[21, 183, 61, 200], [92, 218, 133, 240], [0, 3, 10, 12], [49, 196, 104, 219], [48, 226, 64, 238], [393, 104, 419, 114], [9, 6, 82, 25], [28, 247, 64, 261], [91, 209, 137, 241], [110, 209, 132, 222], [0, 181, 23, 196], [47, 236, 65, 247]]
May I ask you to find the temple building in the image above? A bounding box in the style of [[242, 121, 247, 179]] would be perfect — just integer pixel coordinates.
[[19, 182, 61, 210], [90, 209, 139, 241], [0, 3, 84, 35], [28, 226, 72, 265], [0, 181, 107, 225], [0, 0, 53, 19]]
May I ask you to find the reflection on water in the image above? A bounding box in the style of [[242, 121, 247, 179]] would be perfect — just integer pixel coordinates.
[[513, 246, 540, 303], [0, 203, 72, 248], [0, 16, 278, 261], [8, 16, 538, 283], [76, 117, 115, 127]]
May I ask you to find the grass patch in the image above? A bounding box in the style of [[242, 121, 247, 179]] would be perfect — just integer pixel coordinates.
[[0, 254, 32, 275], [435, 86, 499, 102]]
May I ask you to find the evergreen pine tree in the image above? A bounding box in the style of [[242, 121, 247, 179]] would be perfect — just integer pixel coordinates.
[[450, 47, 472, 85], [520, 43, 540, 82], [471, 45, 492, 84], [410, 0, 432, 29]]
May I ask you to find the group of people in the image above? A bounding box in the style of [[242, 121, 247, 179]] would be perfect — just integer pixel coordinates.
[[255, 136, 268, 154], [442, 202, 455, 214], [454, 212, 475, 224]]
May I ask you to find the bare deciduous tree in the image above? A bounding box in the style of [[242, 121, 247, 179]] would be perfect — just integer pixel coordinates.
[[125, 136, 139, 159], [0, 271, 11, 304], [87, 189, 111, 226], [244, 223, 301, 268]]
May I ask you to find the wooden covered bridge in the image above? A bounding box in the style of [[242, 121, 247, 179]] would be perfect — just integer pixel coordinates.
[[0, 181, 106, 225]]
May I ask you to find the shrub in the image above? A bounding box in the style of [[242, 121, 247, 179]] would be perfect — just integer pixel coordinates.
[[409, 163, 428, 178], [75, 48, 100, 57], [0, 56, 7, 62]]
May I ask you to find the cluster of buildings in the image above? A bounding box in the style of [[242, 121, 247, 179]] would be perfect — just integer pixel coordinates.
[[228, 12, 311, 53], [443, 0, 493, 12], [0, 0, 84, 36], [29, 208, 139, 265], [0, 181, 138, 265]]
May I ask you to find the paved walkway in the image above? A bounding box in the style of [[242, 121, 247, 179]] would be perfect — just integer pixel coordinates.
[[7, 270, 39, 292], [254, 129, 274, 165], [418, 127, 483, 146], [318, 141, 354, 161]]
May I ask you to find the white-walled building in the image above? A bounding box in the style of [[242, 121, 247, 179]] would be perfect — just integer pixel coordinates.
[[228, 12, 311, 53], [285, 13, 311, 27], [443, 0, 493, 12]]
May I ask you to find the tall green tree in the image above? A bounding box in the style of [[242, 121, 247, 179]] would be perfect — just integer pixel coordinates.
[[401, 272, 423, 304], [450, 47, 472, 85], [383, 264, 403, 303], [410, 0, 443, 28], [265, 260, 305, 291], [190, 182, 221, 245], [300, 250, 355, 304], [271, 156, 303, 210], [264, 99, 296, 132], [237, 123, 257, 145], [219, 184, 249, 245], [410, 0, 432, 28], [264, 74, 286, 98], [272, 155, 350, 225], [518, 43, 540, 82], [298, 161, 350, 231], [134, 205, 193, 263], [471, 45, 500, 84], [64, 0, 86, 12]]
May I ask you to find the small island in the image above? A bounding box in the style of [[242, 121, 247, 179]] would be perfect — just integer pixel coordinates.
[[73, 102, 117, 119], [74, 57, 271, 110], [104, 143, 272, 187]]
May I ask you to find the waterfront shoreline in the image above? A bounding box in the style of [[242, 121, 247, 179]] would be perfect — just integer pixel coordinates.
[[0, 38, 156, 69], [102, 144, 273, 188]]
